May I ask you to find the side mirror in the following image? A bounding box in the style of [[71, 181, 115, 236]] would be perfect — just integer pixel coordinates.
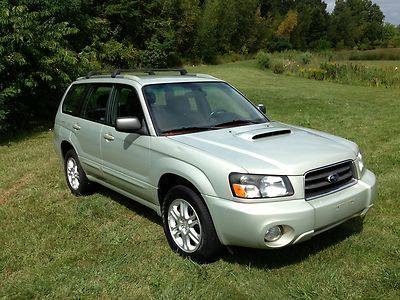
[[115, 117, 141, 133], [257, 104, 266, 114]]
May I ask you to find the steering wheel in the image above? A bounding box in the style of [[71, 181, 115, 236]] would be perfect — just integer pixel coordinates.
[[208, 109, 227, 122]]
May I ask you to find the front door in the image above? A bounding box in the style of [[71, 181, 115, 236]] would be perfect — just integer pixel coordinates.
[[100, 84, 154, 203]]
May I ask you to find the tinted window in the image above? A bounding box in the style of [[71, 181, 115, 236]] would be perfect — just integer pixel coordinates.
[[110, 86, 144, 126], [62, 84, 87, 116], [81, 85, 112, 123], [143, 82, 267, 134]]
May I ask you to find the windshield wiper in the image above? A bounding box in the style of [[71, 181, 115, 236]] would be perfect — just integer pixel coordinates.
[[161, 126, 215, 136], [213, 119, 260, 128]]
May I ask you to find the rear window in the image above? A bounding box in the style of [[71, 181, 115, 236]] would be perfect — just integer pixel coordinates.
[[62, 84, 87, 116]]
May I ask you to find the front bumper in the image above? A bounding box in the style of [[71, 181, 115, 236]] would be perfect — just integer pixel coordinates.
[[204, 169, 376, 249]]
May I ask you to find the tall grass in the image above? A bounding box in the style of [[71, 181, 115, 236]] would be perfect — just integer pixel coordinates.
[[334, 48, 400, 61], [256, 49, 400, 88]]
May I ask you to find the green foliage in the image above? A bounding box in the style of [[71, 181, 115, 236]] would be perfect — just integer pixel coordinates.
[[0, 3, 86, 131], [197, 0, 258, 62], [268, 37, 293, 52], [299, 67, 327, 80], [348, 49, 400, 61], [319, 62, 400, 87], [334, 48, 400, 61], [0, 0, 397, 132], [256, 51, 271, 69], [301, 52, 312, 65], [382, 23, 400, 48], [329, 0, 385, 49], [255, 50, 400, 88], [272, 62, 285, 74], [99, 40, 140, 68]]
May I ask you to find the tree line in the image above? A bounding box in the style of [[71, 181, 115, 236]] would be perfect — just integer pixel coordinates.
[[1, 0, 399, 132]]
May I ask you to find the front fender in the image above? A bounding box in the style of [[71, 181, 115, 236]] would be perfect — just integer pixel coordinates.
[[150, 156, 217, 198]]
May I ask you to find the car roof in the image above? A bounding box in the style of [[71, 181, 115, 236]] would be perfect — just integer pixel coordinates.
[[75, 69, 222, 86]]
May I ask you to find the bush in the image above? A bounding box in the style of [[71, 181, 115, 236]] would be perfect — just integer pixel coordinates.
[[301, 52, 312, 65], [299, 68, 326, 80], [268, 37, 293, 52], [309, 39, 331, 51], [256, 51, 271, 70], [272, 62, 285, 74]]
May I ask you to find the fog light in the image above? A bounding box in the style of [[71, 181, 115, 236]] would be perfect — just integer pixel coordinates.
[[264, 225, 283, 242]]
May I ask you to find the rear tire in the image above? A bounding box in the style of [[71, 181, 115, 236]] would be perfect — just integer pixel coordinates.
[[162, 185, 222, 262], [64, 149, 91, 196]]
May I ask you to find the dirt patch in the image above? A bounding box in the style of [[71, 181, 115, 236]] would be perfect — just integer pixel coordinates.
[[0, 174, 33, 205]]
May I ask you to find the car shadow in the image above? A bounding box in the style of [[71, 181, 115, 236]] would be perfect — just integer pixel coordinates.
[[93, 185, 364, 268], [220, 218, 364, 269], [95, 185, 162, 226]]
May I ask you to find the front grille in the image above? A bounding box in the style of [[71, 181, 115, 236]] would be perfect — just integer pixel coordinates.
[[305, 160, 355, 199]]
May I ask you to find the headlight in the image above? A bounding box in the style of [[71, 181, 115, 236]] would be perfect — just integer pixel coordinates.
[[356, 151, 365, 177], [229, 173, 294, 199]]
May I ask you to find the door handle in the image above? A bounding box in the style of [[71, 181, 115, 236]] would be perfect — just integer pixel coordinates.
[[72, 124, 81, 131], [103, 133, 115, 141]]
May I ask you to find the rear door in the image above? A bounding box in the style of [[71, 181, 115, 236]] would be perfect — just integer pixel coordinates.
[[72, 84, 113, 177], [100, 84, 154, 203]]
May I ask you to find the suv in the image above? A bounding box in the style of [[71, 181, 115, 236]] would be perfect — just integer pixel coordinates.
[[54, 68, 377, 262]]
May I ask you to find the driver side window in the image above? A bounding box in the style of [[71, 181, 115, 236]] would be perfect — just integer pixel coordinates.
[[110, 86, 144, 126]]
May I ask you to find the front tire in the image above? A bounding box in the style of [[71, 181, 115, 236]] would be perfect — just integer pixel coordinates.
[[162, 185, 222, 262], [64, 149, 91, 196]]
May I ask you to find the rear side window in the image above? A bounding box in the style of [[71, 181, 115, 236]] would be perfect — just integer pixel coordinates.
[[62, 84, 87, 116], [81, 85, 113, 123]]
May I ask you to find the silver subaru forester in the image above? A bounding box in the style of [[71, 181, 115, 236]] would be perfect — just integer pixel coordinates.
[[54, 68, 377, 262]]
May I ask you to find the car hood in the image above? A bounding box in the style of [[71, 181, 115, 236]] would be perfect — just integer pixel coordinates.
[[168, 122, 358, 175]]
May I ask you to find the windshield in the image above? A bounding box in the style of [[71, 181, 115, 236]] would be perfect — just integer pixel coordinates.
[[143, 82, 268, 135]]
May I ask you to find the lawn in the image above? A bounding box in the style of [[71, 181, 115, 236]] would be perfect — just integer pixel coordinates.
[[1, 60, 399, 299]]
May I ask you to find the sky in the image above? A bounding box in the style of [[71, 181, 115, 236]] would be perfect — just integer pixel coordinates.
[[323, 0, 400, 25]]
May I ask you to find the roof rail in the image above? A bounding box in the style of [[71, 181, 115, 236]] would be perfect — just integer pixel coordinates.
[[85, 70, 111, 79], [111, 68, 188, 78]]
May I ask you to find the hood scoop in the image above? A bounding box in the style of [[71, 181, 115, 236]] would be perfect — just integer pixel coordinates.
[[252, 129, 291, 140]]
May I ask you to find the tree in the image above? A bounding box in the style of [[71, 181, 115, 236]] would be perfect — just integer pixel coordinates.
[[329, 0, 384, 48], [0, 3, 84, 131], [197, 0, 258, 62], [290, 0, 330, 50], [277, 10, 298, 37]]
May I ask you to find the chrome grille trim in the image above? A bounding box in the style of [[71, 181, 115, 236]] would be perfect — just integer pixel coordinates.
[[305, 160, 356, 200]]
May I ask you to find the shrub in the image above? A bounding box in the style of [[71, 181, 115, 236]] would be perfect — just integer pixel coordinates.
[[256, 51, 271, 70], [299, 67, 327, 80], [309, 39, 331, 51], [301, 52, 312, 65], [267, 37, 293, 52], [272, 62, 284, 74], [319, 61, 400, 87]]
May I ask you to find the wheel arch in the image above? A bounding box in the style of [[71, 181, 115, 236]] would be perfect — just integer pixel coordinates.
[[158, 173, 201, 207], [61, 140, 75, 159], [153, 157, 217, 206]]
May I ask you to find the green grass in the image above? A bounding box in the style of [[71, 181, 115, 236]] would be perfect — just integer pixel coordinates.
[[1, 60, 400, 299]]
